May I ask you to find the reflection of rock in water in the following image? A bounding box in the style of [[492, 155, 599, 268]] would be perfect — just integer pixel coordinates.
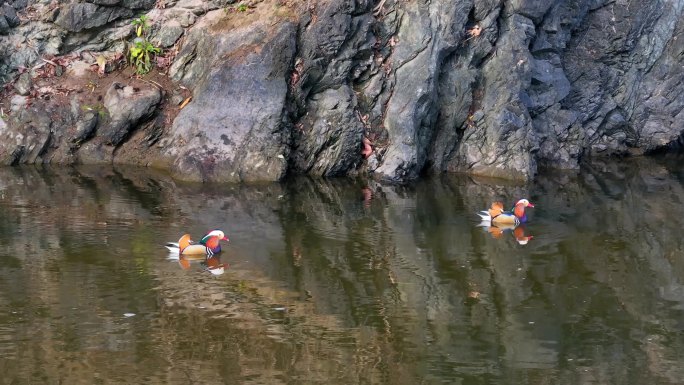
[[495, 158, 684, 381], [1, 159, 684, 383]]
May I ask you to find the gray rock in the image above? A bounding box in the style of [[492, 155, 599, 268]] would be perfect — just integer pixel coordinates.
[[121, 0, 156, 9], [10, 95, 27, 112], [10, 0, 28, 10], [152, 19, 184, 47], [55, 3, 133, 32], [534, 106, 583, 170], [0, 106, 53, 165], [3, 0, 684, 183], [13, 72, 31, 96], [291, 86, 364, 176], [168, 0, 684, 182], [0, 21, 64, 82], [175, 0, 220, 15], [164, 18, 296, 182], [0, 13, 9, 35], [168, 10, 225, 84], [71, 111, 100, 146], [0, 98, 80, 165], [169, 92, 184, 106], [373, 0, 469, 182], [89, 0, 124, 6], [61, 23, 130, 53], [506, 0, 554, 23], [102, 82, 162, 146], [527, 58, 571, 116], [471, 110, 484, 122], [88, 0, 156, 9], [1, 3, 19, 28], [165, 8, 197, 27]]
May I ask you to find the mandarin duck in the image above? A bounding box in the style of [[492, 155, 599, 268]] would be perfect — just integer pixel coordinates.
[[165, 230, 229, 257], [477, 199, 535, 226]]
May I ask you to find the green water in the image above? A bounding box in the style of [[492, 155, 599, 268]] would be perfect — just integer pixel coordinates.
[[0, 159, 683, 384]]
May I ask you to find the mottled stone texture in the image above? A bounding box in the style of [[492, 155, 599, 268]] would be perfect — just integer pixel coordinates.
[[166, 12, 296, 182], [1, 0, 683, 182]]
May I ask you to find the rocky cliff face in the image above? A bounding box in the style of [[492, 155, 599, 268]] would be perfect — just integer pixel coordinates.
[[0, 0, 682, 182]]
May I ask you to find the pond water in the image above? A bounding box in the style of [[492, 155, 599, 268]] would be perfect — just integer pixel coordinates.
[[0, 158, 683, 384]]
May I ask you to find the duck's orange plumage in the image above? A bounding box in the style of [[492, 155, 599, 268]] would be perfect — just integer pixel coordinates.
[[513, 203, 526, 219], [178, 234, 192, 252], [488, 201, 505, 218], [204, 236, 220, 251], [177, 233, 213, 255]]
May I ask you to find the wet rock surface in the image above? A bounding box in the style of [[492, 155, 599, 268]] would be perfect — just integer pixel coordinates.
[[0, 0, 683, 182]]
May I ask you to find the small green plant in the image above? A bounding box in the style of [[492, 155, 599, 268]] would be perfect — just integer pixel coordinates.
[[129, 15, 161, 75], [132, 15, 150, 38], [224, 3, 250, 14], [82, 104, 108, 119]]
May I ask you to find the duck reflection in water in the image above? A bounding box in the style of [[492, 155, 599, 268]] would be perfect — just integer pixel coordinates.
[[202, 255, 227, 275], [480, 221, 534, 245], [169, 253, 228, 275]]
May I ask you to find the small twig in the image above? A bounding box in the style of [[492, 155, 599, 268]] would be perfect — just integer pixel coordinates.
[[373, 0, 387, 16], [41, 57, 59, 67], [32, 62, 47, 71], [138, 78, 164, 89]]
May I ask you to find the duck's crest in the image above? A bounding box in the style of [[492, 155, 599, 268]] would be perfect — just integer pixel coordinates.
[[178, 234, 192, 254], [489, 201, 505, 218]]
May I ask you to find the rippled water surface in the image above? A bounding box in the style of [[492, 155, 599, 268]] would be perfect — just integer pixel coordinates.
[[1, 159, 684, 384]]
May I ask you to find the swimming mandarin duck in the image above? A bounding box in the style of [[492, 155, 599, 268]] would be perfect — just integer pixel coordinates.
[[165, 230, 229, 256], [477, 199, 535, 226]]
